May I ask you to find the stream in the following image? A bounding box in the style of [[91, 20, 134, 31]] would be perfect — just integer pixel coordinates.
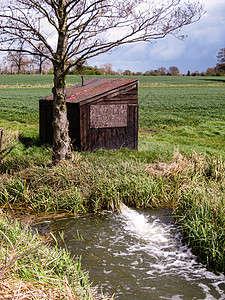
[[37, 205, 225, 299]]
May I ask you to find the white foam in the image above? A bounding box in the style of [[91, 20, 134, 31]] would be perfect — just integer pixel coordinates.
[[120, 203, 168, 244], [118, 203, 225, 298]]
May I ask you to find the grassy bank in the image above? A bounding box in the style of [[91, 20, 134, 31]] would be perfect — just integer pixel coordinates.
[[0, 213, 111, 299], [0, 75, 225, 294], [1, 133, 224, 273]]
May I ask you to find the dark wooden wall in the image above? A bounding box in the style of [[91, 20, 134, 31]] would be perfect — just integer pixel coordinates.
[[79, 86, 138, 151], [39, 100, 53, 145], [67, 103, 80, 150]]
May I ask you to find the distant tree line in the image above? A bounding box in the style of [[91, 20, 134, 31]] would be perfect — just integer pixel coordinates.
[[1, 47, 225, 77], [0, 42, 51, 75], [205, 47, 225, 76]]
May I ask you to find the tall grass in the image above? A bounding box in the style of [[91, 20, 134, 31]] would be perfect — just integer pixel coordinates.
[[0, 213, 111, 299], [152, 151, 225, 273], [0, 153, 168, 214]]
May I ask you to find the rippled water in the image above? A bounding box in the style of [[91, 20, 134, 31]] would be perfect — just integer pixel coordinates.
[[40, 206, 225, 299]]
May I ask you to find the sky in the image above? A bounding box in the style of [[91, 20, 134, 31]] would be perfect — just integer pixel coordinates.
[[0, 0, 224, 74], [89, 0, 225, 74]]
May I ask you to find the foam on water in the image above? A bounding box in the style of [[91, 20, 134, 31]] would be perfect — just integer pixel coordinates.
[[45, 204, 225, 299], [117, 203, 225, 298], [119, 202, 168, 243]]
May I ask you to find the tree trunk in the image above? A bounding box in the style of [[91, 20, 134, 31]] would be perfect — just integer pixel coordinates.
[[51, 0, 71, 164], [17, 63, 21, 74], [52, 65, 71, 164], [39, 59, 42, 74], [39, 56, 45, 75]]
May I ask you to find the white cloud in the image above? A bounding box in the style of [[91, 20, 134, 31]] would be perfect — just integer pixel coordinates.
[[148, 38, 185, 62], [95, 0, 225, 73]]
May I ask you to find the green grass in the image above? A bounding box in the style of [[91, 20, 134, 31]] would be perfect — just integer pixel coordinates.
[[138, 85, 225, 158], [0, 74, 225, 87], [0, 149, 167, 213], [139, 85, 225, 128], [0, 74, 81, 87], [138, 75, 225, 86], [0, 77, 224, 159], [0, 142, 224, 273], [0, 87, 50, 124], [0, 214, 110, 299], [172, 154, 225, 273]]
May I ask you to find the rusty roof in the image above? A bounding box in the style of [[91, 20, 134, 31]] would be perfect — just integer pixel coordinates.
[[42, 77, 138, 103]]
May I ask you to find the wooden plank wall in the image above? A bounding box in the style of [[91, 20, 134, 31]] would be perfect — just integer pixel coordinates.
[[39, 100, 53, 144], [79, 86, 138, 151], [67, 103, 80, 150]]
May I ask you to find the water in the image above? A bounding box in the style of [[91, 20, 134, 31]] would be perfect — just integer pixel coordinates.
[[39, 206, 225, 299]]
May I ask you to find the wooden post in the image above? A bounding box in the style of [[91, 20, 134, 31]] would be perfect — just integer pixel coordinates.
[[0, 128, 3, 152]]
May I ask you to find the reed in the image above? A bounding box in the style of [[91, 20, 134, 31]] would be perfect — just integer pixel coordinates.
[[0, 153, 169, 214], [0, 213, 112, 299], [155, 151, 225, 273]]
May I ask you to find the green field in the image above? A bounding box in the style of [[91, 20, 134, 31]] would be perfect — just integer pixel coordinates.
[[0, 74, 225, 86], [0, 74, 224, 158], [139, 85, 225, 158]]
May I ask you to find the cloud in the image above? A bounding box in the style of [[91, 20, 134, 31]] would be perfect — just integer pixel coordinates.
[[148, 38, 185, 62], [90, 0, 225, 73]]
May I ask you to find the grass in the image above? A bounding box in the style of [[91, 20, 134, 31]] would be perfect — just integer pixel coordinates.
[[139, 86, 225, 128], [0, 76, 224, 159], [0, 87, 50, 124], [0, 141, 167, 213], [138, 85, 225, 158], [1, 74, 225, 87], [0, 213, 111, 299], [0, 75, 223, 188], [0, 74, 224, 289], [0, 74, 83, 87], [171, 153, 225, 273]]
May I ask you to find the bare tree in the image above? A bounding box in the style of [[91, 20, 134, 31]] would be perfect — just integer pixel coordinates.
[[6, 42, 27, 74], [33, 43, 50, 74], [216, 47, 225, 74], [1, 58, 10, 74], [23, 57, 35, 74], [101, 63, 114, 75], [157, 67, 168, 76], [0, 0, 203, 163], [217, 48, 225, 64], [168, 66, 180, 76]]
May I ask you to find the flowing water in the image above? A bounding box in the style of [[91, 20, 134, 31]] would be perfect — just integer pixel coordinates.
[[38, 206, 225, 299]]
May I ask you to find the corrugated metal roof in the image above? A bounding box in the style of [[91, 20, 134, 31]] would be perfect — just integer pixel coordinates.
[[42, 77, 138, 103]]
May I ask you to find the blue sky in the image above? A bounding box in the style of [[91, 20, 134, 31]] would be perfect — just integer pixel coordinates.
[[89, 0, 225, 74]]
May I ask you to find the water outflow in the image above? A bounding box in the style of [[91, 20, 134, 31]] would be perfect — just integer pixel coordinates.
[[44, 205, 225, 299]]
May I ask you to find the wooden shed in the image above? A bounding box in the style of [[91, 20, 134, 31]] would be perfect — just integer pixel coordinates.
[[39, 77, 138, 152]]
